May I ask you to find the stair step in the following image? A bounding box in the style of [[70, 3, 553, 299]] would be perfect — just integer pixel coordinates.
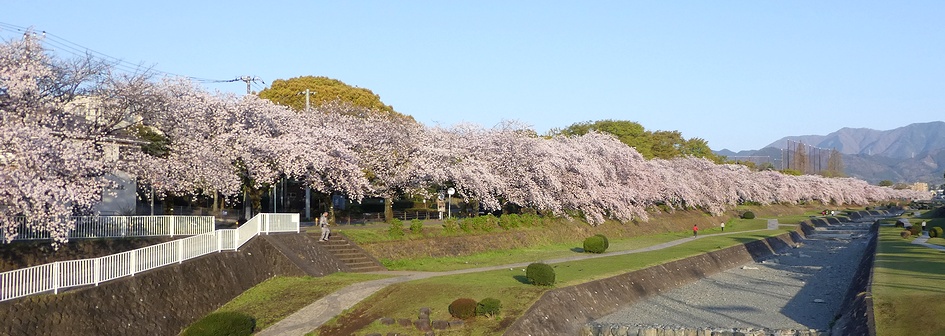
[[312, 233, 387, 273]]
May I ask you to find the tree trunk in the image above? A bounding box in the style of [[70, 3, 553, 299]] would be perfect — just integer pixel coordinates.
[[384, 197, 393, 223]]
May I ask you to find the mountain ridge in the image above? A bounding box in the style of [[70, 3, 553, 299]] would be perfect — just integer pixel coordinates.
[[715, 121, 945, 186]]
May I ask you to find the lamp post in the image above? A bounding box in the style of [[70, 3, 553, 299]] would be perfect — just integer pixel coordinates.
[[447, 187, 455, 219]]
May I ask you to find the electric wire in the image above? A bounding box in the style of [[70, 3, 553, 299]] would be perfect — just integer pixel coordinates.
[[0, 22, 247, 84]]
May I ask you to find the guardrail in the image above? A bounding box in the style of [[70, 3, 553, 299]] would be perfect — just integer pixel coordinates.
[[7, 216, 215, 242], [0, 213, 299, 302]]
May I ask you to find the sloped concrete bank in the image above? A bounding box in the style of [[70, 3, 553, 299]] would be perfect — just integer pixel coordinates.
[[0, 233, 346, 336], [828, 220, 879, 336], [503, 226, 809, 336]]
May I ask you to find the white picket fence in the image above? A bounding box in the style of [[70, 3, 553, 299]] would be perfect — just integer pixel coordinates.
[[0, 213, 299, 302], [8, 215, 215, 241]]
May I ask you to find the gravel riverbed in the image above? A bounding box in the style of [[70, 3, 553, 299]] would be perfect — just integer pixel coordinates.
[[594, 232, 870, 331]]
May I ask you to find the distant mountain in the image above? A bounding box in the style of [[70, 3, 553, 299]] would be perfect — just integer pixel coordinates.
[[764, 121, 945, 159], [716, 122, 945, 186]]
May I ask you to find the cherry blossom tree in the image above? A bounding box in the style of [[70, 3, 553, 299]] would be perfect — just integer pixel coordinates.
[[0, 32, 144, 244]]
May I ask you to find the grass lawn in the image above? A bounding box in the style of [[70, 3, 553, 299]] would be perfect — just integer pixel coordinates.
[[348, 217, 773, 272], [872, 225, 945, 336], [183, 273, 390, 332], [313, 229, 792, 335]]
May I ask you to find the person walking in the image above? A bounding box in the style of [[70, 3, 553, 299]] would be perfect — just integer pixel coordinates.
[[693, 224, 699, 238], [319, 212, 330, 242], [720, 222, 725, 232]]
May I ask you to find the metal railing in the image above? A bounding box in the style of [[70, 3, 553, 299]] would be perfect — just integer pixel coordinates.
[[0, 213, 299, 302], [8, 216, 215, 242]]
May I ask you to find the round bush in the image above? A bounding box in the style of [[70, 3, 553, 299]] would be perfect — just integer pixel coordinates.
[[595, 234, 610, 250], [476, 297, 502, 317], [909, 225, 922, 236], [930, 227, 939, 238], [526, 262, 556, 286], [583, 235, 607, 254], [742, 211, 755, 219], [934, 227, 944, 238], [900, 230, 912, 239], [448, 298, 478, 319], [181, 312, 255, 336]]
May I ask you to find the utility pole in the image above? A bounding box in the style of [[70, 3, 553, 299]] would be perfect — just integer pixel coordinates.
[[239, 76, 263, 95], [237, 75, 263, 219], [300, 89, 315, 220]]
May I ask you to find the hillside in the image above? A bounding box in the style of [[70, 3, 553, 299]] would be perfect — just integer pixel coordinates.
[[716, 122, 945, 186]]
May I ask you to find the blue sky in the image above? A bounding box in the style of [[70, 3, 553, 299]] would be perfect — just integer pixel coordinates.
[[4, 1, 944, 151]]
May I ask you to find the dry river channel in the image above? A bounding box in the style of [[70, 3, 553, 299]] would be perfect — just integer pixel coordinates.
[[591, 222, 871, 334]]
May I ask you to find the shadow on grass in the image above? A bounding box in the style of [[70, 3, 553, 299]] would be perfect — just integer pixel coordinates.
[[571, 247, 585, 253], [513, 275, 531, 285]]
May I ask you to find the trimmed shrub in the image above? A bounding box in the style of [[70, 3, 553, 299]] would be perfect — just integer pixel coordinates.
[[583, 235, 607, 254], [498, 214, 519, 230], [387, 219, 405, 238], [909, 225, 922, 236], [901, 230, 912, 238], [468, 214, 498, 232], [442, 218, 458, 235], [935, 227, 944, 238], [526, 262, 555, 286], [409, 219, 423, 234], [595, 234, 610, 250], [742, 211, 755, 219], [448, 298, 478, 319], [895, 220, 906, 228], [476, 297, 502, 317], [181, 311, 255, 336], [929, 227, 939, 238], [458, 219, 473, 233]]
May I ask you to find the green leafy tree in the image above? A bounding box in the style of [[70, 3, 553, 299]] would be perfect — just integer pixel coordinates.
[[878, 180, 893, 187], [547, 119, 721, 161], [549, 120, 652, 157], [258, 76, 413, 121]]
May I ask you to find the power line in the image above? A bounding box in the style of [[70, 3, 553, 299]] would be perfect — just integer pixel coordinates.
[[0, 22, 243, 84]]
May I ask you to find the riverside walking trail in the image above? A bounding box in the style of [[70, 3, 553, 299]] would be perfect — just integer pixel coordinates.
[[257, 227, 778, 336]]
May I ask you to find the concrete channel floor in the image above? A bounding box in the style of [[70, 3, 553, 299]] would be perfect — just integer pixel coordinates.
[[256, 228, 778, 336]]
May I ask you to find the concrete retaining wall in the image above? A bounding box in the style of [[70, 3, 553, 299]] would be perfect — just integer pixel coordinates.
[[503, 227, 808, 336], [0, 233, 343, 336], [829, 220, 879, 336]]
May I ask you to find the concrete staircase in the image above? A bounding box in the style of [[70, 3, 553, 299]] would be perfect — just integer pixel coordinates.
[[312, 232, 387, 273], [809, 220, 873, 239]]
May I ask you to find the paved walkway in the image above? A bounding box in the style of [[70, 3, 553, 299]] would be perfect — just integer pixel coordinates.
[[257, 228, 773, 336], [912, 232, 945, 252]]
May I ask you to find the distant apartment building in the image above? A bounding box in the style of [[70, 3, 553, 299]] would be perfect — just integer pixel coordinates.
[[911, 182, 929, 192]]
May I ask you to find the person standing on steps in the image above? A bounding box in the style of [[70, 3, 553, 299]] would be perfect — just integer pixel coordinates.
[[319, 212, 330, 242], [693, 224, 699, 238]]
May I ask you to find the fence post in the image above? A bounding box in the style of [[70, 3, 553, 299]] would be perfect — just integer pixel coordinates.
[[130, 251, 136, 276], [170, 216, 176, 237], [53, 262, 60, 294], [217, 231, 222, 252], [265, 214, 270, 235], [178, 240, 184, 264], [94, 258, 101, 286]]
